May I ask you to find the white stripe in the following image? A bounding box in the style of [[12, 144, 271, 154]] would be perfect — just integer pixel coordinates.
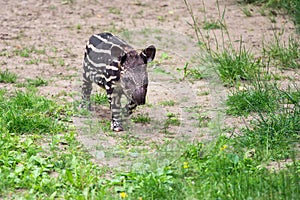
[[87, 43, 112, 54], [105, 75, 117, 82], [105, 85, 111, 90], [93, 34, 125, 49], [106, 65, 119, 70]]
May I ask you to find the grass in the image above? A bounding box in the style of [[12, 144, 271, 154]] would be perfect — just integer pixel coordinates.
[[159, 100, 176, 106], [0, 90, 67, 134], [14, 47, 46, 58], [203, 19, 221, 30], [165, 113, 181, 127], [241, 6, 253, 17], [0, 90, 110, 198], [91, 91, 109, 106], [131, 113, 151, 124], [226, 80, 281, 116], [1, 0, 300, 199], [0, 69, 17, 83], [16, 77, 48, 88], [213, 44, 262, 86], [105, 134, 300, 199], [263, 35, 300, 69]]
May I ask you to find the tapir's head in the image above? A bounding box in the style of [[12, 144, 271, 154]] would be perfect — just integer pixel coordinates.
[[119, 45, 156, 105]]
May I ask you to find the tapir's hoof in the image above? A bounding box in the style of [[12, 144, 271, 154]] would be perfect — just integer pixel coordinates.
[[113, 126, 124, 132]]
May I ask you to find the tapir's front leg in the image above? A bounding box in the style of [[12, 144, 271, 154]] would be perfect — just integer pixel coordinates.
[[107, 87, 123, 132]]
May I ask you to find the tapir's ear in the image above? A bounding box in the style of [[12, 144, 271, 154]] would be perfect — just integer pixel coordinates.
[[140, 45, 156, 63]]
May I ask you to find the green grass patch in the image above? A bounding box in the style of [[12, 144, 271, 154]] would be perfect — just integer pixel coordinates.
[[263, 36, 300, 69], [0, 69, 17, 83], [106, 134, 300, 199], [0, 90, 67, 134], [159, 100, 176, 106], [16, 77, 48, 88], [236, 107, 299, 161], [131, 113, 151, 124], [165, 113, 181, 127], [0, 90, 109, 198], [226, 81, 281, 116], [213, 45, 262, 86], [91, 91, 109, 106], [203, 19, 221, 30], [13, 47, 46, 58]]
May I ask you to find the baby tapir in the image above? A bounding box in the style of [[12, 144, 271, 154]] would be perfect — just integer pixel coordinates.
[[81, 32, 156, 131]]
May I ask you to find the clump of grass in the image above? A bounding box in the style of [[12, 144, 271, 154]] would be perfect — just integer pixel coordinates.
[[226, 81, 281, 116], [263, 35, 300, 69], [179, 62, 203, 80], [132, 113, 151, 124], [241, 6, 253, 17], [159, 100, 176, 106], [91, 91, 108, 105], [14, 46, 46, 58], [25, 58, 41, 65], [150, 52, 171, 68], [16, 77, 48, 88], [108, 7, 121, 15], [234, 101, 299, 161], [198, 113, 211, 127], [165, 113, 180, 127], [0, 90, 106, 198], [213, 45, 262, 86], [0, 70, 17, 83], [203, 19, 221, 30], [0, 90, 67, 134], [107, 133, 300, 199]]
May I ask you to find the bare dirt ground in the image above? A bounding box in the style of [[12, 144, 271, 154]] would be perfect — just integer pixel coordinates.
[[0, 0, 298, 169]]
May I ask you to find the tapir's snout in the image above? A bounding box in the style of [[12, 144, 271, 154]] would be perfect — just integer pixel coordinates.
[[132, 86, 147, 105]]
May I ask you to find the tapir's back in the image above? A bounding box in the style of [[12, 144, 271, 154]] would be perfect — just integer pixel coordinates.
[[84, 33, 133, 66]]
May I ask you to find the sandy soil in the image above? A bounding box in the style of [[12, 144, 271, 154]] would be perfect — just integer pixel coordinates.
[[0, 0, 298, 169]]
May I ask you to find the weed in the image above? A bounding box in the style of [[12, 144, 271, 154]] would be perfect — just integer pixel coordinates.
[[17, 78, 48, 88], [91, 91, 108, 106], [164, 113, 181, 127], [0, 69, 17, 83], [58, 58, 65, 66], [131, 113, 151, 124], [0, 49, 10, 57], [99, 119, 112, 132], [159, 100, 176, 106], [150, 52, 171, 68], [157, 16, 166, 22], [108, 7, 121, 15], [76, 24, 81, 30], [263, 35, 300, 69], [213, 43, 262, 86], [14, 47, 31, 57], [198, 113, 211, 127], [241, 6, 253, 17], [25, 58, 41, 65], [0, 90, 67, 134], [178, 62, 203, 80], [226, 81, 281, 116], [203, 19, 221, 30], [14, 46, 46, 58]]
